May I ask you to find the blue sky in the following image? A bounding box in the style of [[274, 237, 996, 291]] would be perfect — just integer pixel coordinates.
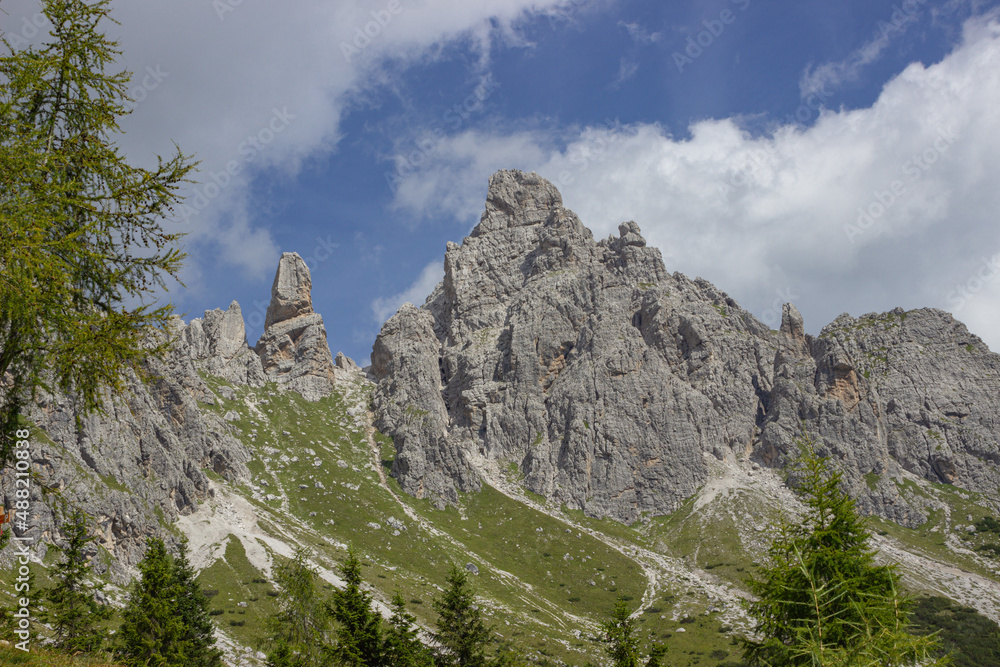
[[5, 0, 1000, 363]]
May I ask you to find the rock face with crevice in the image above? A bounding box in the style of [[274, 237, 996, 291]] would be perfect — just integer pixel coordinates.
[[7, 318, 255, 572], [373, 170, 777, 518], [255, 251, 336, 401], [2, 252, 340, 571], [372, 169, 1000, 525], [760, 305, 1000, 525], [183, 300, 266, 387]]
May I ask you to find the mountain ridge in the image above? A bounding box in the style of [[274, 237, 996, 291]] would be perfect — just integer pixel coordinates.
[[372, 169, 1000, 527], [5, 168, 1000, 666]]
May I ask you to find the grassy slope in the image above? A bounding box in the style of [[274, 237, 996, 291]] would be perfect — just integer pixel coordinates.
[[7, 367, 1000, 666], [183, 371, 1000, 664], [0, 644, 123, 666], [195, 372, 742, 664]]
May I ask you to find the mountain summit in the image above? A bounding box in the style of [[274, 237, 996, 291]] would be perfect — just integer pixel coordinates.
[[372, 169, 1000, 525]]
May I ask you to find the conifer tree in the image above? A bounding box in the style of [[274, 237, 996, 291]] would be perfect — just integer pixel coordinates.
[[43, 508, 111, 653], [433, 566, 494, 667], [741, 436, 947, 666], [383, 591, 433, 667], [172, 537, 222, 667], [600, 596, 640, 667], [328, 547, 383, 666], [644, 644, 668, 667], [118, 538, 188, 666], [490, 641, 529, 667], [264, 548, 330, 667], [0, 0, 195, 466]]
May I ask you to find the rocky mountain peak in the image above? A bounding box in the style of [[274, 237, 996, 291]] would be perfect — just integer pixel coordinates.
[[256, 252, 336, 400], [374, 171, 765, 518], [182, 300, 265, 386], [472, 169, 564, 236], [373, 169, 1000, 526], [780, 302, 806, 341], [265, 252, 315, 329]]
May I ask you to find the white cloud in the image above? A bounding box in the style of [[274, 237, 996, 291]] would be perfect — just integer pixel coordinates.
[[614, 57, 640, 86], [390, 129, 554, 223], [389, 16, 1000, 351], [0, 0, 583, 281], [799, 0, 926, 97], [371, 261, 445, 324], [619, 20, 661, 45]]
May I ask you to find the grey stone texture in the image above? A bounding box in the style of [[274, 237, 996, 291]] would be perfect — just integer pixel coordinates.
[[5, 321, 253, 571], [372, 169, 1000, 525], [255, 252, 337, 401], [1, 252, 340, 570]]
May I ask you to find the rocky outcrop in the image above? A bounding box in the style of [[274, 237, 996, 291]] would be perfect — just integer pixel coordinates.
[[1, 252, 340, 570], [255, 252, 336, 401], [372, 169, 1000, 525], [183, 300, 266, 387], [4, 322, 254, 572], [759, 307, 1000, 526], [373, 170, 777, 520]]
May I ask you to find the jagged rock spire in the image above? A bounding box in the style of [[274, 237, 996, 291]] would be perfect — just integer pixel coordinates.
[[255, 252, 335, 400]]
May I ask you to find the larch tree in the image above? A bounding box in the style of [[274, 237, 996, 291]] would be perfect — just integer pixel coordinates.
[[0, 0, 195, 465]]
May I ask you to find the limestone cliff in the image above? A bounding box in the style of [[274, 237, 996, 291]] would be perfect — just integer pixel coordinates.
[[0, 253, 339, 571], [372, 169, 1000, 525]]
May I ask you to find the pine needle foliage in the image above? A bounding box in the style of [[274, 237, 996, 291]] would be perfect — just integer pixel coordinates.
[[433, 566, 494, 667], [263, 548, 330, 667], [0, 0, 195, 465], [327, 547, 384, 666], [383, 590, 434, 667], [172, 537, 223, 667], [600, 596, 640, 667], [116, 537, 221, 667], [117, 539, 188, 666], [598, 595, 666, 667], [741, 435, 948, 666], [42, 507, 111, 653]]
